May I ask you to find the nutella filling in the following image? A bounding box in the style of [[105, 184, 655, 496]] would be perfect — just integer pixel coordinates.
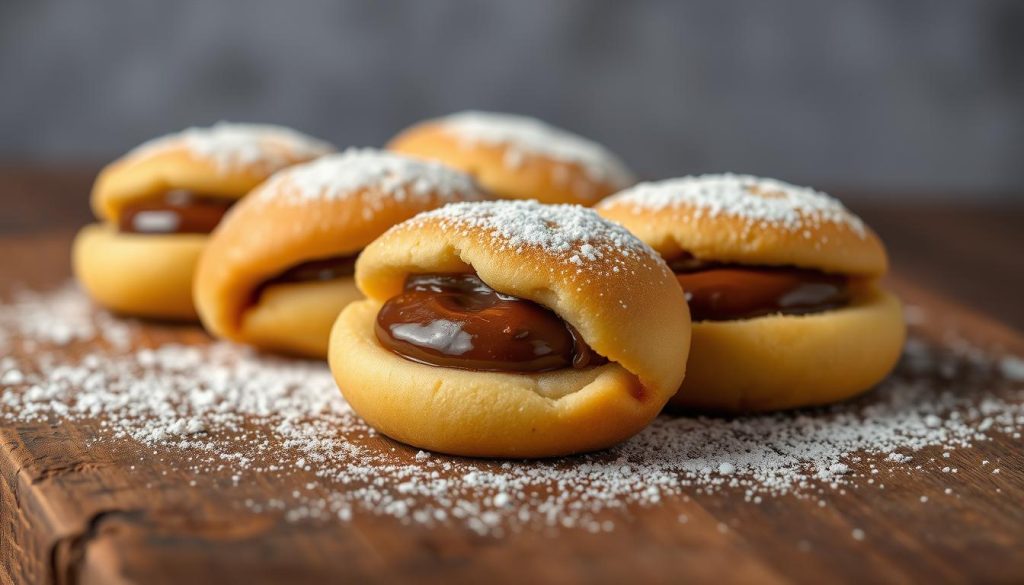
[[118, 189, 236, 234], [668, 254, 850, 321], [375, 274, 606, 372], [265, 255, 359, 285], [251, 254, 360, 305]]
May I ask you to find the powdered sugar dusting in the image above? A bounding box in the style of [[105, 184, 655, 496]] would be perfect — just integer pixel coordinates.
[[399, 200, 661, 278], [0, 284, 133, 350], [1, 286, 1022, 535], [438, 111, 635, 194], [256, 149, 483, 216], [127, 122, 334, 173], [600, 174, 867, 237]]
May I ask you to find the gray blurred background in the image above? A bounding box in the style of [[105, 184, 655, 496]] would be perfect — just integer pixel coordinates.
[[1, 0, 1023, 198]]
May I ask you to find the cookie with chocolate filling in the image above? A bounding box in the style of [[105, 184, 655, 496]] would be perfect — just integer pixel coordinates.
[[73, 122, 334, 319], [597, 174, 905, 413], [387, 111, 635, 205], [193, 149, 487, 358], [328, 200, 691, 457]]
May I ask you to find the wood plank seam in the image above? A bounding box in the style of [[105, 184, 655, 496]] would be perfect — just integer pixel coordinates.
[[52, 509, 142, 585]]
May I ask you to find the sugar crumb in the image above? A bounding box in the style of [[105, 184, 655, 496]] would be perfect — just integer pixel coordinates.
[[1, 285, 1022, 535], [129, 122, 332, 173], [438, 111, 634, 195], [599, 174, 868, 238]]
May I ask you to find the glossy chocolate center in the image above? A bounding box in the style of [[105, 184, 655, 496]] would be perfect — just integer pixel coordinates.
[[251, 254, 360, 308], [375, 274, 606, 372], [118, 189, 236, 234], [266, 255, 359, 285], [669, 255, 849, 321]]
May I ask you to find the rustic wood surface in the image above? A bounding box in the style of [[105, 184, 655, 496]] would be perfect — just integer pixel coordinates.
[[1, 168, 1023, 584]]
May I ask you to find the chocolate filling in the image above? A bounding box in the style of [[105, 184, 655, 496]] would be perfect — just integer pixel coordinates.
[[668, 254, 850, 321], [265, 255, 359, 285], [375, 274, 606, 372], [250, 254, 360, 308], [118, 189, 236, 234]]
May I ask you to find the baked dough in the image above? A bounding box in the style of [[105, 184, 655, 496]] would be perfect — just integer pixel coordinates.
[[329, 200, 691, 457], [73, 224, 206, 320], [73, 123, 333, 320], [678, 284, 904, 412], [597, 174, 905, 412], [193, 148, 487, 358], [387, 111, 635, 205]]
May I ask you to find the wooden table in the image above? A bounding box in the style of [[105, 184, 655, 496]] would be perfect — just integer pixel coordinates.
[[1, 167, 1023, 584]]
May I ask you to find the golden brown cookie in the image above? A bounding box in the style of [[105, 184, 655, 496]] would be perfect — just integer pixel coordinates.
[[194, 148, 487, 357], [73, 122, 333, 320], [597, 174, 905, 412], [388, 111, 634, 205], [329, 200, 691, 457]]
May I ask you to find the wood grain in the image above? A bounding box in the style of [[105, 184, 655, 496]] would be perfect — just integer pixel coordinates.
[[0, 168, 1023, 585], [0, 232, 1021, 585]]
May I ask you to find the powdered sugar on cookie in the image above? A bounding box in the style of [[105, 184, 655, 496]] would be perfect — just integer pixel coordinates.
[[127, 122, 334, 173], [438, 111, 635, 192], [400, 200, 662, 275], [256, 149, 483, 216], [600, 174, 867, 237]]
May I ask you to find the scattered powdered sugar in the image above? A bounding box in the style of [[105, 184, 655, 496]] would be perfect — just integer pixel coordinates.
[[255, 149, 483, 218], [599, 174, 867, 238], [398, 200, 662, 278], [0, 284, 133, 351], [438, 111, 635, 194], [1, 286, 1022, 535], [127, 122, 334, 173]]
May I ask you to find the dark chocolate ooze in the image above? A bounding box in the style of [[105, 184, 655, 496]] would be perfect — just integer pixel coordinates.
[[251, 254, 360, 307], [375, 273, 606, 372], [118, 189, 236, 234], [668, 254, 850, 321], [266, 255, 359, 285]]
